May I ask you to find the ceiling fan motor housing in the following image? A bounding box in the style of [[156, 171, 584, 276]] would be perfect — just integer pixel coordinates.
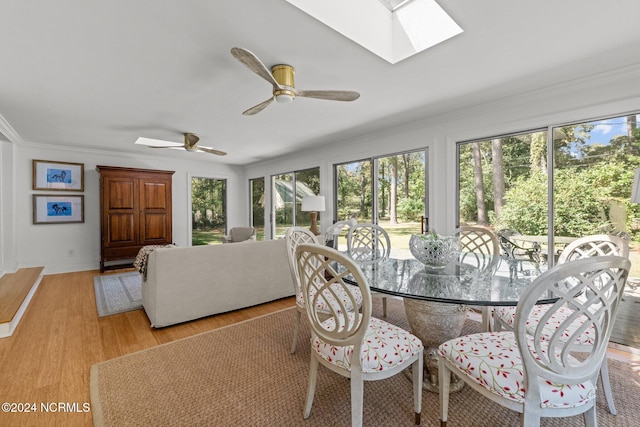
[[272, 64, 296, 103], [184, 133, 199, 151]]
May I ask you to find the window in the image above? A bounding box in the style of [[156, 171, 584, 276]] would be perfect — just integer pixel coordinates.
[[458, 130, 548, 230], [552, 114, 640, 244], [190, 177, 226, 245], [457, 112, 639, 272], [335, 159, 373, 222], [271, 167, 320, 239], [335, 149, 427, 256], [249, 177, 265, 241]]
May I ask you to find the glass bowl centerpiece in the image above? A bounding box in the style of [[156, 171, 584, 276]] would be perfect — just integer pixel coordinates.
[[409, 231, 460, 269]]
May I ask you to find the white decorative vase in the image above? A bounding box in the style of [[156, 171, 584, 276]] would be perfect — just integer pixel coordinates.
[[409, 233, 460, 269]]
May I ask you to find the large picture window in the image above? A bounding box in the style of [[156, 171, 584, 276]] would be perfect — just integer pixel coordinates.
[[190, 176, 227, 245], [457, 112, 639, 273], [458, 130, 548, 231], [249, 177, 265, 240], [335, 149, 427, 256], [271, 167, 320, 239]]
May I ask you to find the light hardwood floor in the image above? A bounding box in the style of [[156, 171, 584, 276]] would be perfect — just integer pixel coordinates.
[[0, 269, 295, 426]]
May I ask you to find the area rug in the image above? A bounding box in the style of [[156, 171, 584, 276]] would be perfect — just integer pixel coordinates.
[[93, 272, 142, 317], [90, 298, 640, 426]]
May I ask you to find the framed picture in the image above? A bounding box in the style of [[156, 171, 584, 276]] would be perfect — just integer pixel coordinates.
[[32, 159, 84, 191], [33, 195, 84, 224]]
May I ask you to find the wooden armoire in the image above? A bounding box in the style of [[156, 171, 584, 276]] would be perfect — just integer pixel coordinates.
[[97, 165, 174, 272]]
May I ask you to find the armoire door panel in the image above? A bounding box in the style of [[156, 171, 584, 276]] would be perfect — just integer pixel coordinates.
[[106, 179, 136, 210], [141, 182, 168, 209], [141, 213, 169, 242], [107, 213, 136, 245]]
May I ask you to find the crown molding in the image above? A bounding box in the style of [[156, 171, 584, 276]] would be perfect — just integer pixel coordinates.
[[0, 113, 24, 145]]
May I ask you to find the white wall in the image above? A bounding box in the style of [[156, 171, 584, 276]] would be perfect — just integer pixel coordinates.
[[13, 144, 245, 274], [245, 65, 640, 236], [0, 140, 18, 275]]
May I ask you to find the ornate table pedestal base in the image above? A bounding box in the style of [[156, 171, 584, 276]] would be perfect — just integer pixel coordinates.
[[403, 298, 467, 393]]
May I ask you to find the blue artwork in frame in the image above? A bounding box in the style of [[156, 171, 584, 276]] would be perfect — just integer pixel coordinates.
[[33, 159, 84, 191], [33, 195, 84, 224], [46, 168, 73, 184], [46, 201, 72, 216]]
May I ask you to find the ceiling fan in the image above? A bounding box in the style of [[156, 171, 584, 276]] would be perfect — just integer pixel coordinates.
[[230, 47, 360, 116], [135, 133, 227, 156]]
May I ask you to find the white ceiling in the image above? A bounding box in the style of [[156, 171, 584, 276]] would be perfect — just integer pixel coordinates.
[[1, 0, 640, 165]]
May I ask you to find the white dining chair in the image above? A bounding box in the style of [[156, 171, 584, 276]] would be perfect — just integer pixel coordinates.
[[296, 243, 424, 427], [324, 218, 357, 250], [494, 233, 629, 414], [347, 223, 391, 317], [456, 225, 501, 332], [285, 227, 363, 354], [439, 255, 630, 427]]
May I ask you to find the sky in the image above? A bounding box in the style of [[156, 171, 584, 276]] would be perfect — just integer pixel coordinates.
[[589, 114, 639, 145]]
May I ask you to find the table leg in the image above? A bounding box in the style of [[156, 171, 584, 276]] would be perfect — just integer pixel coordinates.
[[403, 298, 467, 393]]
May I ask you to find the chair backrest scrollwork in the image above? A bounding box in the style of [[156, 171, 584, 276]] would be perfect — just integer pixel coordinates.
[[514, 256, 630, 389], [346, 223, 391, 264], [285, 227, 319, 296], [296, 244, 372, 363], [457, 225, 500, 273]]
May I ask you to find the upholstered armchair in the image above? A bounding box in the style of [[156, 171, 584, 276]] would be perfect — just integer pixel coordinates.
[[222, 227, 256, 243]]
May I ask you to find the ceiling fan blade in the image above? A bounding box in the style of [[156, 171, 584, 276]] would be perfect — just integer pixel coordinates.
[[147, 145, 180, 149], [135, 137, 182, 147], [231, 47, 281, 89], [242, 97, 275, 116], [296, 90, 360, 102], [197, 146, 227, 156]]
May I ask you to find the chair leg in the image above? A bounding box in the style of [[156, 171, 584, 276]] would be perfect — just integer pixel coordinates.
[[599, 358, 617, 415], [583, 405, 597, 427], [382, 296, 387, 318], [350, 370, 364, 427], [494, 316, 503, 332], [290, 309, 302, 354], [438, 357, 450, 427], [303, 355, 319, 419], [481, 306, 492, 332], [519, 411, 541, 427], [413, 350, 423, 425]]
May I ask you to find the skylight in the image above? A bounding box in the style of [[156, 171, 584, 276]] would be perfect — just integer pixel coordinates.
[[286, 0, 462, 64], [377, 0, 414, 11]]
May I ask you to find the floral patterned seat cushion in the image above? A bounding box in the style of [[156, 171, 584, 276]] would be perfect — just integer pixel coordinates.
[[296, 284, 363, 314], [495, 306, 595, 346], [312, 315, 423, 373], [438, 332, 595, 408]]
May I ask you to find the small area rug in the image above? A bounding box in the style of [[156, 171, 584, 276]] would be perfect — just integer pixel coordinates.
[[93, 272, 142, 317], [89, 298, 640, 426]]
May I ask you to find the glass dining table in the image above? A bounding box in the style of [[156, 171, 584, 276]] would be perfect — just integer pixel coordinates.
[[343, 257, 552, 392]]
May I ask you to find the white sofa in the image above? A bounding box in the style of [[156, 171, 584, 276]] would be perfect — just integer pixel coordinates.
[[142, 239, 294, 328]]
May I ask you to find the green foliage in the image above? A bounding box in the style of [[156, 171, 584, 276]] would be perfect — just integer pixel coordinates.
[[397, 197, 424, 221], [250, 177, 265, 225], [552, 169, 608, 236], [191, 177, 226, 230], [498, 172, 548, 234]]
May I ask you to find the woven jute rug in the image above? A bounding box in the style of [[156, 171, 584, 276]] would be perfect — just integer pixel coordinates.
[[90, 298, 640, 426]]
